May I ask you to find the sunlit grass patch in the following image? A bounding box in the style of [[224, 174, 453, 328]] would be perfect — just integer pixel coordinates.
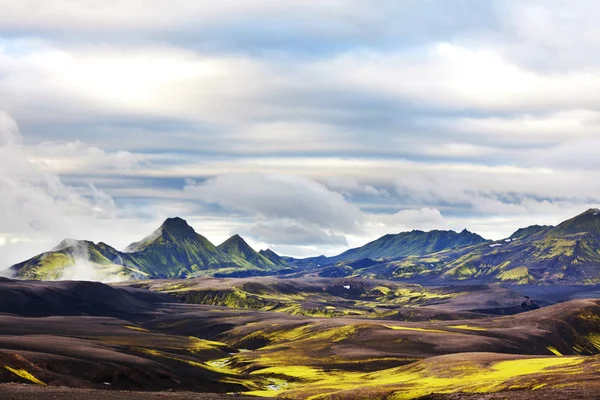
[[385, 325, 450, 334], [255, 355, 588, 399], [4, 366, 46, 386], [448, 325, 487, 331], [547, 346, 563, 356], [123, 325, 149, 332]]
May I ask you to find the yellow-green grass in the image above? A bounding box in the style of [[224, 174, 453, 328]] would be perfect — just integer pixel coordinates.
[[245, 356, 586, 399], [123, 325, 150, 332], [547, 346, 563, 356], [385, 325, 450, 334], [4, 366, 46, 386], [448, 325, 487, 331]]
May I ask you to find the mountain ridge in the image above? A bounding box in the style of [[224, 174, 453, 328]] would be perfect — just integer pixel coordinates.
[[10, 218, 284, 280], [217, 234, 285, 270], [8, 209, 600, 285]]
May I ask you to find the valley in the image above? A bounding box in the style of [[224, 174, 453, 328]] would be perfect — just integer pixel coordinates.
[[4, 209, 600, 398], [0, 277, 600, 398]]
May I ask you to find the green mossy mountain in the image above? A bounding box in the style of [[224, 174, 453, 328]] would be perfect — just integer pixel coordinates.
[[352, 209, 600, 285], [122, 217, 248, 278], [259, 249, 288, 267], [217, 234, 286, 270], [509, 225, 553, 239], [318, 229, 488, 265], [10, 239, 142, 281], [10, 218, 284, 280], [10, 209, 600, 285]]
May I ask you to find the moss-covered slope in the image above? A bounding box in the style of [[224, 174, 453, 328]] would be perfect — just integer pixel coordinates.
[[217, 235, 285, 271], [294, 229, 488, 267], [355, 209, 600, 284]]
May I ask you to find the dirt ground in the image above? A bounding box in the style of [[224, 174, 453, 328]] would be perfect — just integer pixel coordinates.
[[0, 384, 261, 400]]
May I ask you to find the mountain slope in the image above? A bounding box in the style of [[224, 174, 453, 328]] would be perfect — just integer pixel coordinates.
[[355, 209, 600, 285], [10, 239, 142, 281], [121, 217, 244, 278], [259, 249, 288, 267], [323, 229, 488, 265], [217, 235, 282, 270]]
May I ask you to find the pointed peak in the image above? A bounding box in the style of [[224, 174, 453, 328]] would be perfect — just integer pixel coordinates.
[[220, 234, 250, 248], [550, 208, 600, 237], [161, 216, 192, 229], [259, 248, 278, 256], [160, 217, 197, 238], [582, 208, 600, 216]]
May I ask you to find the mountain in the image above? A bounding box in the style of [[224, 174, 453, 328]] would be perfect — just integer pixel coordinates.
[[309, 229, 488, 266], [259, 249, 288, 267], [353, 208, 600, 285], [217, 235, 284, 270], [10, 239, 142, 281], [122, 217, 245, 278], [549, 208, 600, 237], [10, 209, 600, 285], [509, 225, 553, 239], [10, 218, 284, 281]]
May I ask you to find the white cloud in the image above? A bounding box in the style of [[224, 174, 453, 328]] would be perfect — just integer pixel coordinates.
[[27, 141, 145, 174], [1, 1, 600, 260], [185, 174, 363, 231], [0, 112, 163, 269], [0, 1, 371, 33]]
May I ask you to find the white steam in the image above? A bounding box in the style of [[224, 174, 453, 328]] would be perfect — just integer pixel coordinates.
[[57, 239, 130, 283], [0, 111, 156, 281]]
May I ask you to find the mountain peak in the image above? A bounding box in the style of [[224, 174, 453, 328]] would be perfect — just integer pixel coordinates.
[[549, 208, 600, 237], [52, 239, 93, 252], [583, 208, 600, 215], [161, 216, 193, 231], [124, 217, 198, 253], [217, 235, 283, 269], [218, 234, 252, 251], [509, 225, 552, 239], [159, 217, 198, 239]]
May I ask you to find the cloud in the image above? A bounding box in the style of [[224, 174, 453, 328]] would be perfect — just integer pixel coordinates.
[[378, 207, 447, 231], [241, 220, 349, 247], [28, 140, 145, 174], [1, 1, 600, 260], [0, 112, 163, 270], [184, 174, 364, 246]]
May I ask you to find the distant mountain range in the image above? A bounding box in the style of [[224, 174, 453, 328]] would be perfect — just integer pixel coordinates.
[[8, 209, 600, 285], [306, 208, 600, 285]]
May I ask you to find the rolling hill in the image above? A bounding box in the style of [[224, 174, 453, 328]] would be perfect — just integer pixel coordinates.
[[3, 277, 600, 398]]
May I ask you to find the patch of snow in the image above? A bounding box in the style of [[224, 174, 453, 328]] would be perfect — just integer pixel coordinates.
[[489, 244, 502, 248], [343, 285, 350, 290], [505, 239, 512, 242], [594, 213, 599, 216], [103, 382, 111, 386]]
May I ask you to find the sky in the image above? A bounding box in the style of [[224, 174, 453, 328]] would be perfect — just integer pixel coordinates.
[[1, 0, 600, 267]]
